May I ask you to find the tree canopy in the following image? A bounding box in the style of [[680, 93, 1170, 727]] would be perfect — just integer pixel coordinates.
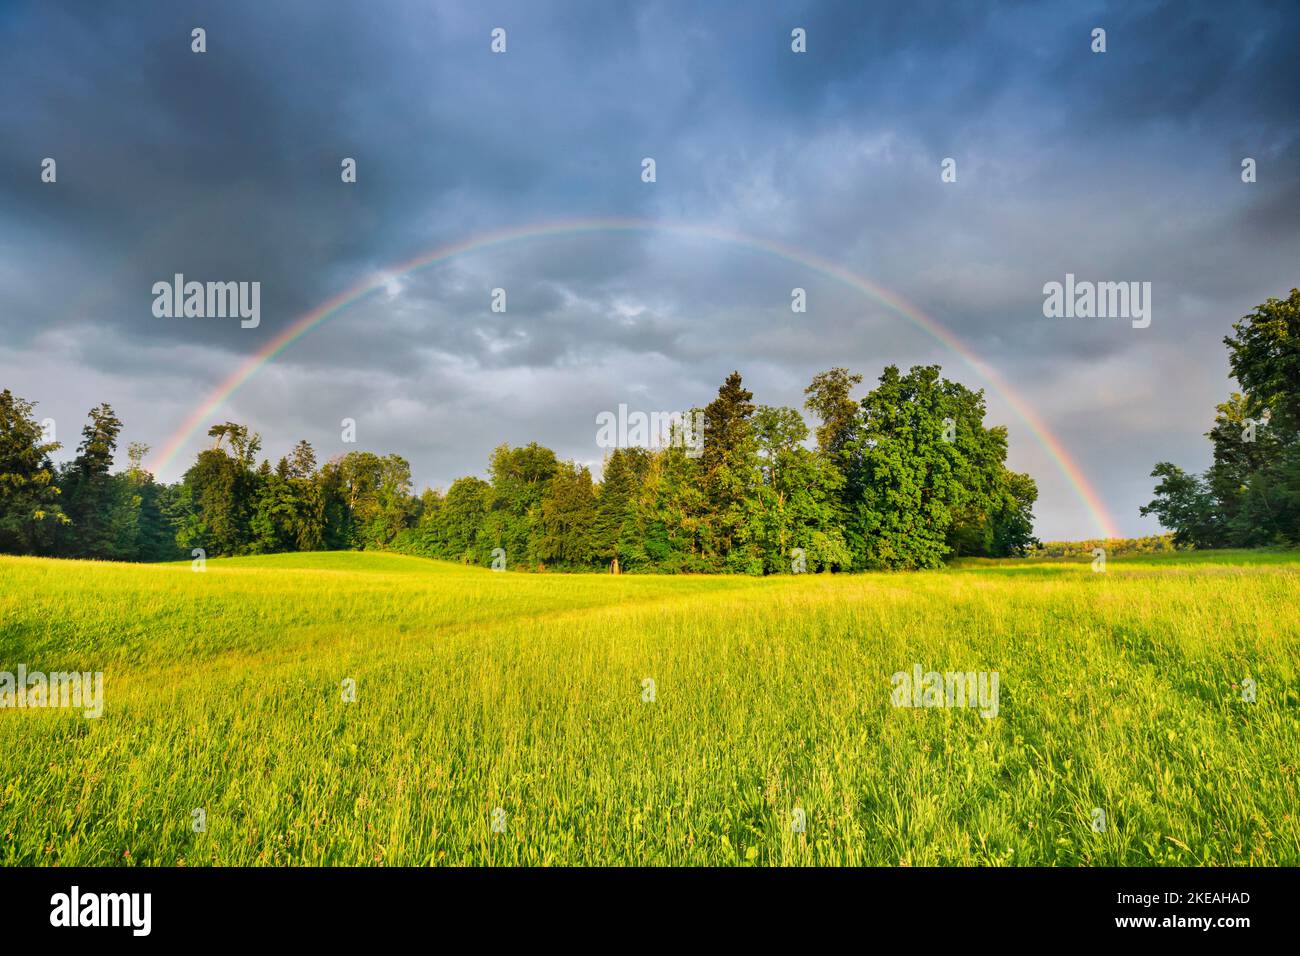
[[1143, 289, 1300, 548], [0, 362, 1041, 571]]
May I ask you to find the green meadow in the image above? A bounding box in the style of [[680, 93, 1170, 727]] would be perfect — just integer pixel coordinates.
[[1, 549, 1296, 866]]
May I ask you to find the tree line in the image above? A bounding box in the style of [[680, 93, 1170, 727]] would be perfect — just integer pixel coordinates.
[[1142, 289, 1300, 548], [0, 363, 1040, 572]]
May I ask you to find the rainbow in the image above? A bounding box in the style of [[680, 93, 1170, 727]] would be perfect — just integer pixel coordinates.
[[149, 217, 1121, 539]]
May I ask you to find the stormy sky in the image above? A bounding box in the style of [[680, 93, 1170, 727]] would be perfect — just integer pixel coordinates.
[[2, 0, 1298, 539]]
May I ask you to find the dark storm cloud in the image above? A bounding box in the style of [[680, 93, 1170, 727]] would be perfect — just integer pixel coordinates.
[[2, 0, 1298, 537]]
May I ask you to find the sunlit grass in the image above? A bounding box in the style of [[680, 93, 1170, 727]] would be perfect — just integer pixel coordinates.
[[1, 550, 1296, 865]]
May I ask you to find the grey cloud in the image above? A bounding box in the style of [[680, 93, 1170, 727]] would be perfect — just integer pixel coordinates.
[[2, 0, 1298, 538]]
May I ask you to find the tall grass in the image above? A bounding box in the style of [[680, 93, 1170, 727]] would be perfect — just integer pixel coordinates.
[[1, 550, 1296, 865]]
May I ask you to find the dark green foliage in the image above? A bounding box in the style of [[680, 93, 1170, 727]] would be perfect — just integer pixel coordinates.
[[844, 365, 1037, 569], [3, 357, 1043, 569], [702, 372, 758, 568], [56, 404, 126, 559], [1141, 464, 1227, 549], [332, 451, 417, 550], [127, 444, 183, 562], [1225, 290, 1300, 438], [482, 442, 558, 568], [430, 476, 491, 562], [1144, 290, 1300, 548], [748, 405, 850, 572], [535, 462, 597, 567], [989, 470, 1039, 558], [0, 389, 66, 554], [592, 447, 651, 570], [804, 367, 862, 459]]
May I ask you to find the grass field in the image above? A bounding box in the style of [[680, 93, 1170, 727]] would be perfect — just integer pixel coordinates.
[[1, 549, 1297, 866]]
